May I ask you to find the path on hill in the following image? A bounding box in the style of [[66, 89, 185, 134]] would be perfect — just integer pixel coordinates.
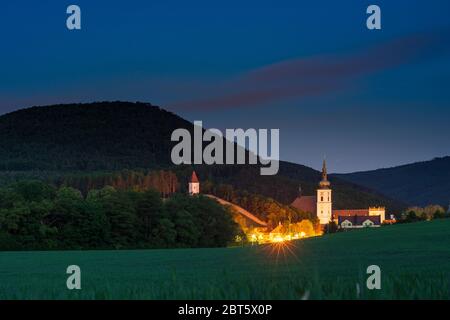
[[205, 194, 268, 227]]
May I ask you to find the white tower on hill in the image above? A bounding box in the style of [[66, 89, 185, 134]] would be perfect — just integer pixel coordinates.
[[316, 160, 332, 224], [189, 171, 200, 195]]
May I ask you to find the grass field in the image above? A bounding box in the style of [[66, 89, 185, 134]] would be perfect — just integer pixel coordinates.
[[1, 220, 450, 299]]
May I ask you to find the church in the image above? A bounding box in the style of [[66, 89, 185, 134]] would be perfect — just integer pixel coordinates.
[[291, 160, 386, 229]]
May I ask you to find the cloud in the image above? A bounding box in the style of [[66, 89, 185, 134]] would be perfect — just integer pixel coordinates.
[[172, 29, 450, 111]]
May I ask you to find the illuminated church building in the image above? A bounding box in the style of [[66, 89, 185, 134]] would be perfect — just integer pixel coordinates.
[[291, 160, 386, 229]]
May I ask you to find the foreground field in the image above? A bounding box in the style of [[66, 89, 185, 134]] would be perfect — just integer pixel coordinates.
[[1, 220, 450, 299]]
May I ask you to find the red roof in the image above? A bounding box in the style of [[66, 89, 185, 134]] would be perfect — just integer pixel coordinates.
[[291, 196, 317, 214], [190, 171, 199, 183], [333, 209, 369, 218]]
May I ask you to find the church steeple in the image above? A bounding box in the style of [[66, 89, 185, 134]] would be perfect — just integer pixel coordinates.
[[317, 158, 332, 224], [322, 159, 327, 181], [319, 159, 330, 188]]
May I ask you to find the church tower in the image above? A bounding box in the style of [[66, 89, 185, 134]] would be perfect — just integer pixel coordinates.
[[189, 171, 200, 195], [316, 159, 332, 224]]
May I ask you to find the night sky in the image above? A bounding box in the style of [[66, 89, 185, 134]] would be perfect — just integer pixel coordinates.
[[1, 1, 450, 172]]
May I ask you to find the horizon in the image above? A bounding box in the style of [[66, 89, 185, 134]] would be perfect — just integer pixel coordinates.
[[1, 100, 448, 174], [2, 1, 450, 172]]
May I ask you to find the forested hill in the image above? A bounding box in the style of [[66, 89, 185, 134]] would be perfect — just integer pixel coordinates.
[[0, 102, 190, 170], [333, 157, 450, 207], [0, 102, 406, 212]]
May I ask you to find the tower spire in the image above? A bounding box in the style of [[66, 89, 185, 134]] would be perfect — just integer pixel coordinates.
[[190, 170, 199, 183], [319, 158, 330, 188], [322, 159, 327, 182]]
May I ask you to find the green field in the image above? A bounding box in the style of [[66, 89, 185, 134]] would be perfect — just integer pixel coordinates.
[[1, 220, 450, 299]]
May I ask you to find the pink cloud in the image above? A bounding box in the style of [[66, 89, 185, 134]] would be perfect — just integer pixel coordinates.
[[172, 29, 450, 111]]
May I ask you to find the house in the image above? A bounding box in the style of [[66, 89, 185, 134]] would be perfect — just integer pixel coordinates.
[[338, 215, 381, 229]]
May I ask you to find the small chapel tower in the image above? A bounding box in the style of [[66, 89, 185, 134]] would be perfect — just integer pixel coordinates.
[[189, 171, 200, 195], [316, 159, 332, 224]]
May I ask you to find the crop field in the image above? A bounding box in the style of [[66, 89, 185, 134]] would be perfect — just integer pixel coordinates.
[[1, 220, 449, 299]]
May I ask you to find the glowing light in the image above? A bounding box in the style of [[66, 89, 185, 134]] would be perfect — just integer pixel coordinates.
[[300, 232, 306, 238], [273, 235, 284, 243]]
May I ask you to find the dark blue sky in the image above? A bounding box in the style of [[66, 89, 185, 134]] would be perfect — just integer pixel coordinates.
[[1, 1, 450, 172]]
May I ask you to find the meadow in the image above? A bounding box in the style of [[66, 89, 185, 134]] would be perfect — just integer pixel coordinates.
[[1, 219, 449, 299]]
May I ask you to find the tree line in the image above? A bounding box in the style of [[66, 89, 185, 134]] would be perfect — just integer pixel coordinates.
[[0, 180, 238, 250], [56, 170, 179, 197], [398, 205, 450, 223]]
